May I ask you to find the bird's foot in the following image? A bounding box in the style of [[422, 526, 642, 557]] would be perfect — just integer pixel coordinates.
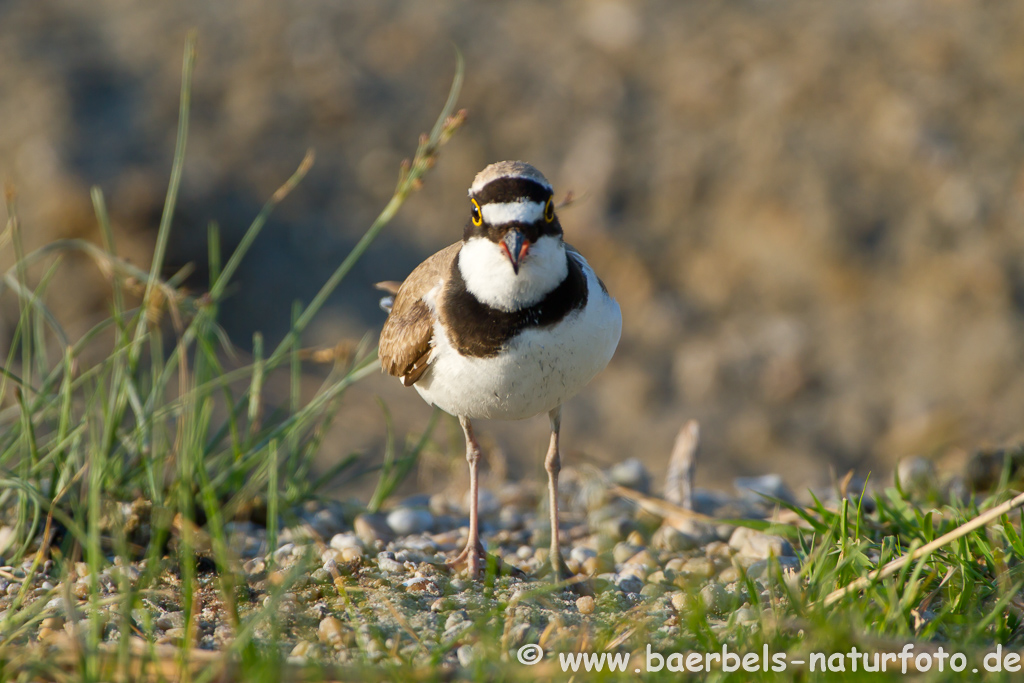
[[446, 540, 525, 580], [540, 553, 594, 597], [445, 538, 488, 579]]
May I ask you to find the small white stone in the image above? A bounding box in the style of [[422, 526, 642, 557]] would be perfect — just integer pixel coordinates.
[[386, 508, 434, 536], [329, 533, 361, 551]]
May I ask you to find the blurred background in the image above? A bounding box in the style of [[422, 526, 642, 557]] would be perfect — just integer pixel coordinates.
[[2, 0, 1024, 497]]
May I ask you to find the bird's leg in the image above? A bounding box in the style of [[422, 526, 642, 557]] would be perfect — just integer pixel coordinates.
[[544, 406, 572, 581], [446, 415, 487, 578]]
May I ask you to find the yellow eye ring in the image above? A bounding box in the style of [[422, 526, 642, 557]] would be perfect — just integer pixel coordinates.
[[471, 198, 483, 226], [544, 197, 555, 222]]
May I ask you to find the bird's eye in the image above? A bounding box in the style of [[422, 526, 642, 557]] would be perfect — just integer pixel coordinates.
[[471, 198, 483, 226], [544, 197, 555, 222]]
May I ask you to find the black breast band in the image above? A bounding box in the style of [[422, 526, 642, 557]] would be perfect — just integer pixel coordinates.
[[441, 253, 589, 358]]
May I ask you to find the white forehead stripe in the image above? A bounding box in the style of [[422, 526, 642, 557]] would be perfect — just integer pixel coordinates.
[[481, 201, 545, 225], [470, 161, 552, 194]]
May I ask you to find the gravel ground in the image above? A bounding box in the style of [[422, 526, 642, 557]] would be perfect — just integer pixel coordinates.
[[0, 457, 814, 673]]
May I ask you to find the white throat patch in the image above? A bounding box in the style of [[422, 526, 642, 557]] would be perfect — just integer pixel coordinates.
[[458, 234, 568, 311], [480, 201, 545, 226]]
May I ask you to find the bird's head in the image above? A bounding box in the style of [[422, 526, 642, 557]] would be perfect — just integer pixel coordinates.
[[458, 161, 568, 311]]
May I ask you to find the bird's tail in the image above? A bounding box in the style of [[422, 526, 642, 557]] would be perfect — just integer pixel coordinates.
[[374, 281, 402, 314]]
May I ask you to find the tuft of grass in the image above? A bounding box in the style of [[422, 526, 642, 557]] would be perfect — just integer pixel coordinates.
[[0, 31, 465, 681]]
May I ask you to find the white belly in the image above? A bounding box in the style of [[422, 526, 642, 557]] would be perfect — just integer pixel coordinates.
[[413, 265, 621, 420]]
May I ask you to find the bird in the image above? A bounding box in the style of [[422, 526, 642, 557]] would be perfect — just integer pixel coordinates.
[[377, 160, 621, 581]]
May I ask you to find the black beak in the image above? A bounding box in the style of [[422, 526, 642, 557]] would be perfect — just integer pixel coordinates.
[[501, 229, 530, 275]]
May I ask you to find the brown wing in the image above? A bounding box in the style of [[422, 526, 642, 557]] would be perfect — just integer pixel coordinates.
[[378, 242, 461, 386]]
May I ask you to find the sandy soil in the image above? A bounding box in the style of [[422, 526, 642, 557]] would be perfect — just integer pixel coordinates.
[[2, 0, 1024, 494]]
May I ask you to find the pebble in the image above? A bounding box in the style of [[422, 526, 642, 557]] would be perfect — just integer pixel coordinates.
[[403, 577, 440, 595], [616, 574, 644, 594], [576, 596, 596, 614], [354, 513, 394, 546], [341, 547, 363, 563], [583, 556, 612, 576], [670, 591, 690, 611], [161, 627, 186, 644], [318, 616, 345, 646], [664, 558, 685, 572], [444, 610, 468, 634], [620, 564, 648, 582], [626, 530, 647, 547], [675, 519, 718, 546], [44, 597, 68, 614], [156, 611, 185, 630], [387, 508, 434, 536], [640, 584, 666, 598], [394, 535, 439, 554], [680, 557, 715, 579], [705, 541, 733, 562], [457, 644, 478, 667], [608, 458, 650, 494], [624, 549, 658, 568], [329, 533, 362, 551], [272, 544, 296, 564], [729, 527, 795, 559], [375, 552, 405, 574], [595, 516, 634, 542], [40, 616, 64, 630], [717, 567, 740, 583], [243, 558, 266, 576], [699, 582, 728, 614], [745, 556, 801, 581], [612, 542, 643, 564], [734, 607, 758, 624], [290, 640, 314, 659], [652, 525, 699, 552], [570, 546, 597, 564]]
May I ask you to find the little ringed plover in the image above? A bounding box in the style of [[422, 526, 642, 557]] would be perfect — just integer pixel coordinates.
[[378, 160, 622, 580]]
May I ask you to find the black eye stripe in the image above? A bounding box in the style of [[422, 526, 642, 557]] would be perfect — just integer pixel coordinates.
[[473, 177, 551, 205]]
